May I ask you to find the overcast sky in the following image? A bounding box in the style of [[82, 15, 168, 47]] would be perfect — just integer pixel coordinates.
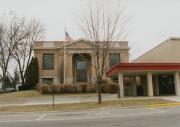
[[0, 0, 180, 60]]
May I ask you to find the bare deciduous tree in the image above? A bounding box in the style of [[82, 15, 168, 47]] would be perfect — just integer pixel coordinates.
[[13, 19, 45, 87], [0, 12, 45, 91], [0, 14, 28, 91], [78, 1, 127, 104], [8, 67, 19, 91], [0, 23, 5, 88]]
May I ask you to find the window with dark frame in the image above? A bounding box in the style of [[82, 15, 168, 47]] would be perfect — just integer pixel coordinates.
[[109, 53, 121, 67], [76, 61, 87, 82], [43, 54, 54, 70], [74, 55, 88, 82]]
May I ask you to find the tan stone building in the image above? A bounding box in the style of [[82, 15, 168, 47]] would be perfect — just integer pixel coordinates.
[[34, 37, 180, 97], [33, 39, 129, 85]]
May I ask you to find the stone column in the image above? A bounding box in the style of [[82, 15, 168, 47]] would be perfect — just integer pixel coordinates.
[[118, 73, 124, 98], [174, 72, 180, 96], [147, 72, 153, 97], [91, 55, 96, 83], [65, 53, 73, 84]]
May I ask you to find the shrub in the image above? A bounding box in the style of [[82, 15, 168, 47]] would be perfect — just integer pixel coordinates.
[[80, 84, 87, 93], [101, 83, 118, 93], [38, 83, 117, 94], [42, 85, 49, 94], [38, 83, 96, 94], [101, 83, 109, 93], [18, 85, 31, 91], [109, 83, 118, 93], [101, 79, 109, 84], [36, 83, 42, 92]]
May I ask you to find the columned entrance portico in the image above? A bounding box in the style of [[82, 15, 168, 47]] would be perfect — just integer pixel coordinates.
[[117, 72, 154, 97], [106, 63, 180, 98]]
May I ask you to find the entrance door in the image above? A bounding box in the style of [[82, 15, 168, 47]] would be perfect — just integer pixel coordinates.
[[137, 86, 144, 96], [76, 61, 87, 82], [158, 75, 175, 95]]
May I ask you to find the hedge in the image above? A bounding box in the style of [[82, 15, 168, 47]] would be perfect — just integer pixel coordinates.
[[37, 83, 119, 94]]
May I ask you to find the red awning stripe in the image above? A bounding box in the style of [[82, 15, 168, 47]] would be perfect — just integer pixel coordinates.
[[106, 63, 180, 76]]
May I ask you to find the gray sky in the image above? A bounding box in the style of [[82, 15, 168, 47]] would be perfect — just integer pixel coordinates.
[[0, 0, 180, 60]]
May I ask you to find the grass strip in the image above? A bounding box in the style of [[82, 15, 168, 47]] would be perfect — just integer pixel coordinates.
[[0, 99, 173, 113]]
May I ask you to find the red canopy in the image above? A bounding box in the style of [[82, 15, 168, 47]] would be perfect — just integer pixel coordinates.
[[106, 63, 180, 76]]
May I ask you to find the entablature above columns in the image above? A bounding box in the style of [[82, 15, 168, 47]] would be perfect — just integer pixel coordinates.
[[58, 49, 93, 54]]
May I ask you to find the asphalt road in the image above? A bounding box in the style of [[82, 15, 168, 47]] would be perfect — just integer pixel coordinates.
[[0, 106, 180, 127]]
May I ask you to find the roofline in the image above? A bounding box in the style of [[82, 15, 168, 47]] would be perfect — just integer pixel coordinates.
[[132, 37, 180, 62], [34, 39, 129, 43], [106, 63, 180, 76], [169, 37, 180, 40], [132, 38, 168, 62], [35, 41, 64, 43]]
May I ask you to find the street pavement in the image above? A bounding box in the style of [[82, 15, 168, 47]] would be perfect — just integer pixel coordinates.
[[0, 106, 180, 127]]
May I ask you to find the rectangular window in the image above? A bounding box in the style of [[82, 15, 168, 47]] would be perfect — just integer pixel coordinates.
[[109, 54, 120, 67], [43, 54, 54, 70], [76, 61, 87, 82], [42, 78, 53, 84]]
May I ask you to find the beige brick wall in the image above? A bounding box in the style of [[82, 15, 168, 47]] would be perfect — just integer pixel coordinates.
[[34, 40, 129, 84]]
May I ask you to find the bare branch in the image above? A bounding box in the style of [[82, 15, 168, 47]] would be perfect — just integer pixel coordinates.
[[0, 12, 45, 91], [77, 0, 127, 103]]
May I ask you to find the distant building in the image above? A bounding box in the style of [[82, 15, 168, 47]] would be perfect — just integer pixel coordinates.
[[106, 37, 180, 97], [133, 37, 180, 63]]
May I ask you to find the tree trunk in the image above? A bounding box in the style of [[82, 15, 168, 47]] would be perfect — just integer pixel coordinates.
[[97, 75, 102, 104], [21, 74, 25, 86], [2, 72, 6, 92], [13, 82, 17, 91]]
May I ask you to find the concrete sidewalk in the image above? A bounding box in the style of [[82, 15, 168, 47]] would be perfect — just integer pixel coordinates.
[[161, 96, 180, 102], [0, 94, 117, 106], [0, 94, 179, 107]]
